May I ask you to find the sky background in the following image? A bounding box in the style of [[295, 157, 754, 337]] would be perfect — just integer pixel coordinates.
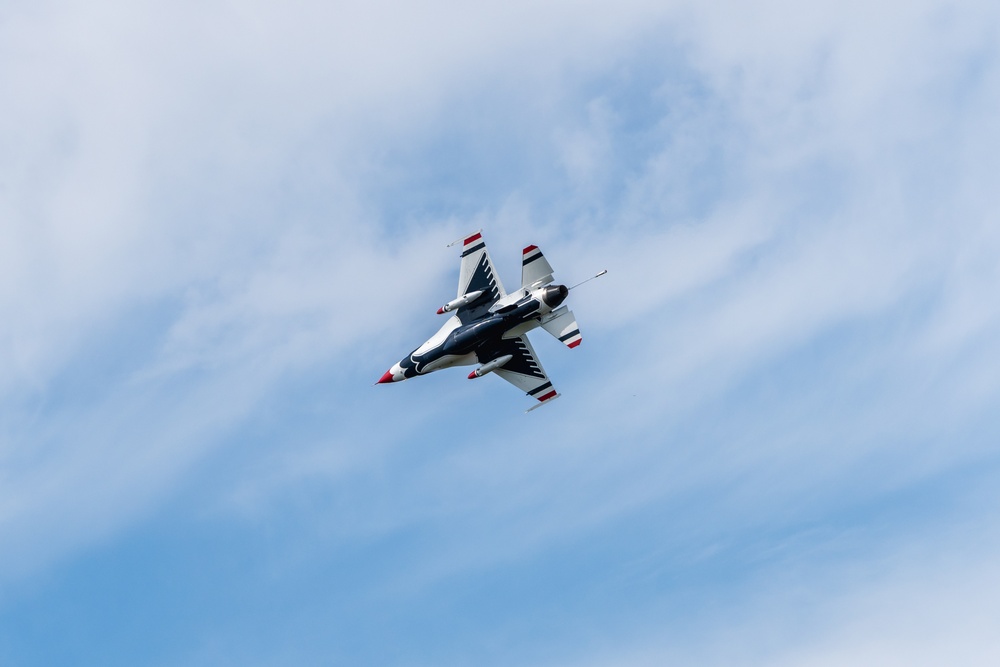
[[3, 1, 1000, 665]]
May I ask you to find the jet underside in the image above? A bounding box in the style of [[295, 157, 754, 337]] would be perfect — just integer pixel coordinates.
[[378, 232, 585, 410]]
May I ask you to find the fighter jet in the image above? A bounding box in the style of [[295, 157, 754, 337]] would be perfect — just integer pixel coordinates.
[[377, 231, 604, 411]]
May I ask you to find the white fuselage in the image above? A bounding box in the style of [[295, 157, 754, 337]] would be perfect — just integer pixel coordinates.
[[380, 283, 569, 383]]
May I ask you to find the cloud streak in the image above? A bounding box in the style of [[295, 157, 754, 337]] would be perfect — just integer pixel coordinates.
[[2, 0, 1000, 664]]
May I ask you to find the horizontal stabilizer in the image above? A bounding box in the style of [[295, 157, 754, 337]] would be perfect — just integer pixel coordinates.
[[521, 245, 554, 289], [541, 307, 582, 348]]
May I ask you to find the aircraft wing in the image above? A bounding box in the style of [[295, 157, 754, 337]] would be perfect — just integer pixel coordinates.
[[481, 335, 561, 409], [455, 232, 506, 323]]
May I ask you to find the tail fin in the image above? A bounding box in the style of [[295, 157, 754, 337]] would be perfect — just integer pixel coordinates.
[[521, 245, 554, 289], [540, 307, 582, 348]]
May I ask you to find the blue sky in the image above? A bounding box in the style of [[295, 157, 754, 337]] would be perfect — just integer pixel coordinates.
[[3, 1, 1000, 665]]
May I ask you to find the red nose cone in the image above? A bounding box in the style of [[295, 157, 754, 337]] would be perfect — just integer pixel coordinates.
[[377, 370, 395, 384]]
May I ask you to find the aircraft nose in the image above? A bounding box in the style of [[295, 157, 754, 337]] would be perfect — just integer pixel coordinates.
[[377, 369, 396, 384]]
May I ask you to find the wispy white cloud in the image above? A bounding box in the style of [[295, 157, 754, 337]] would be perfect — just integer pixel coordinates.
[[2, 0, 999, 664], [558, 486, 1000, 667], [190, 0, 1000, 624]]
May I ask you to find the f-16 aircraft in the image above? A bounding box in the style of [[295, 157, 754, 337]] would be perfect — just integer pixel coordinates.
[[377, 231, 604, 411]]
